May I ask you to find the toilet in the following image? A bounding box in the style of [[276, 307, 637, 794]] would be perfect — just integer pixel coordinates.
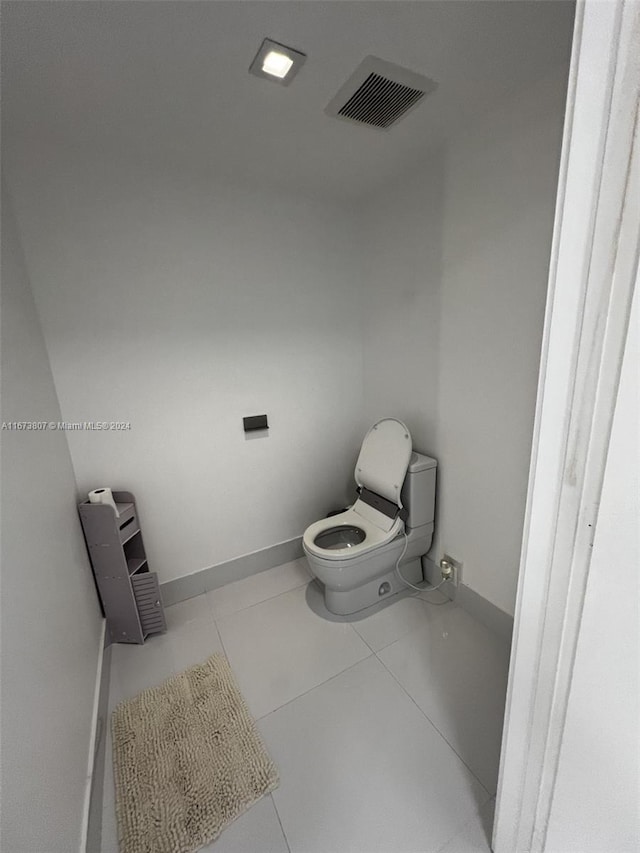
[[303, 418, 437, 615]]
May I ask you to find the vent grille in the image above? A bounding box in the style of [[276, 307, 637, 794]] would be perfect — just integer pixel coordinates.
[[325, 56, 437, 131], [338, 73, 425, 129]]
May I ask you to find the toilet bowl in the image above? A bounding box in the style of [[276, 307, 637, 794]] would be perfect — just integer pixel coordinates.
[[303, 419, 437, 615]]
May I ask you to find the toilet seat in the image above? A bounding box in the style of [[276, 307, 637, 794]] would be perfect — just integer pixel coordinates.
[[303, 501, 403, 562], [304, 418, 412, 563], [302, 418, 413, 566], [355, 418, 412, 508]]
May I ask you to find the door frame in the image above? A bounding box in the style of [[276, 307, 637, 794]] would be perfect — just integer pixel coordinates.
[[493, 1, 640, 850]]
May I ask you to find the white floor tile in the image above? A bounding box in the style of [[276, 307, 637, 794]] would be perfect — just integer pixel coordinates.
[[200, 795, 289, 853], [109, 634, 175, 709], [164, 593, 213, 631], [102, 560, 510, 853], [352, 593, 451, 652], [435, 799, 494, 853], [378, 606, 510, 794], [207, 559, 311, 620], [216, 584, 371, 719], [109, 595, 224, 709], [164, 608, 225, 674], [260, 656, 490, 853]]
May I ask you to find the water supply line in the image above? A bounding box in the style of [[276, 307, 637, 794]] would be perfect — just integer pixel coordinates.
[[394, 531, 450, 605]]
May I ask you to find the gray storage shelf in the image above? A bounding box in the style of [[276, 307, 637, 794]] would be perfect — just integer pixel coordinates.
[[79, 490, 166, 644]]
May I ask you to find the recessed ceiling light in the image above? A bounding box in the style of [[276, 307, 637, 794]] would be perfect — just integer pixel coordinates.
[[249, 38, 306, 87], [262, 51, 294, 79]]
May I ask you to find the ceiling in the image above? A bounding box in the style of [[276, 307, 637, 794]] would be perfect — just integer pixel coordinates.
[[2, 1, 575, 202]]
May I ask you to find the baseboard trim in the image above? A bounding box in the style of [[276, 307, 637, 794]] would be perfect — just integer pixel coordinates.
[[80, 619, 107, 852], [160, 536, 304, 607], [423, 558, 514, 643], [159, 543, 513, 642], [83, 623, 112, 853]]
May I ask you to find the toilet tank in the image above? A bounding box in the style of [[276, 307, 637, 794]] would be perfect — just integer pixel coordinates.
[[401, 451, 437, 530]]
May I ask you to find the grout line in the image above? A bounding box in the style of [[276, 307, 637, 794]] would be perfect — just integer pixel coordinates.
[[269, 794, 292, 853], [355, 631, 411, 656], [373, 649, 493, 800], [351, 598, 453, 656], [351, 624, 377, 655], [208, 573, 313, 623], [349, 597, 432, 654], [164, 607, 231, 668], [212, 614, 230, 661], [212, 575, 310, 622], [255, 652, 375, 723]]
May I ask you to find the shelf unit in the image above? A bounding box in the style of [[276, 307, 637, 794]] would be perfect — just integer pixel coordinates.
[[79, 490, 166, 644]]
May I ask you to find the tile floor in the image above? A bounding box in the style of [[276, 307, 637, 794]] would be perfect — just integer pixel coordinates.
[[101, 558, 511, 853]]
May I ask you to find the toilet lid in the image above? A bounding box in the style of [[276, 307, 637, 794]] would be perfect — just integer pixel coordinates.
[[354, 418, 412, 507]]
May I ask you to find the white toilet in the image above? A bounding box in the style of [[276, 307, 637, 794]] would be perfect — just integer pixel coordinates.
[[303, 418, 437, 615]]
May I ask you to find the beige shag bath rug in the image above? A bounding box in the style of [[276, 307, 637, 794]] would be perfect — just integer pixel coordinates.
[[111, 653, 279, 853]]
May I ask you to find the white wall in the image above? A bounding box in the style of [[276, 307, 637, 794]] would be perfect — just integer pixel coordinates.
[[0, 187, 103, 851], [9, 71, 567, 608], [361, 164, 444, 449], [361, 73, 567, 616], [545, 285, 639, 852], [9, 160, 364, 583]]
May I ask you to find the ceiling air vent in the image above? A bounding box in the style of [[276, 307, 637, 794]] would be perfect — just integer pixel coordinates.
[[325, 56, 437, 131]]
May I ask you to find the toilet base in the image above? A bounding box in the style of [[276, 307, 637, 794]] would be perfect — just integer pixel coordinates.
[[324, 557, 423, 616]]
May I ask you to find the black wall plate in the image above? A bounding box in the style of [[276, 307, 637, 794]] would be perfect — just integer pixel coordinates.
[[243, 414, 269, 432]]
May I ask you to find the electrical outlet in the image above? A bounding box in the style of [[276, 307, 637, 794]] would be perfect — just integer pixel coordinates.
[[441, 553, 463, 587]]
